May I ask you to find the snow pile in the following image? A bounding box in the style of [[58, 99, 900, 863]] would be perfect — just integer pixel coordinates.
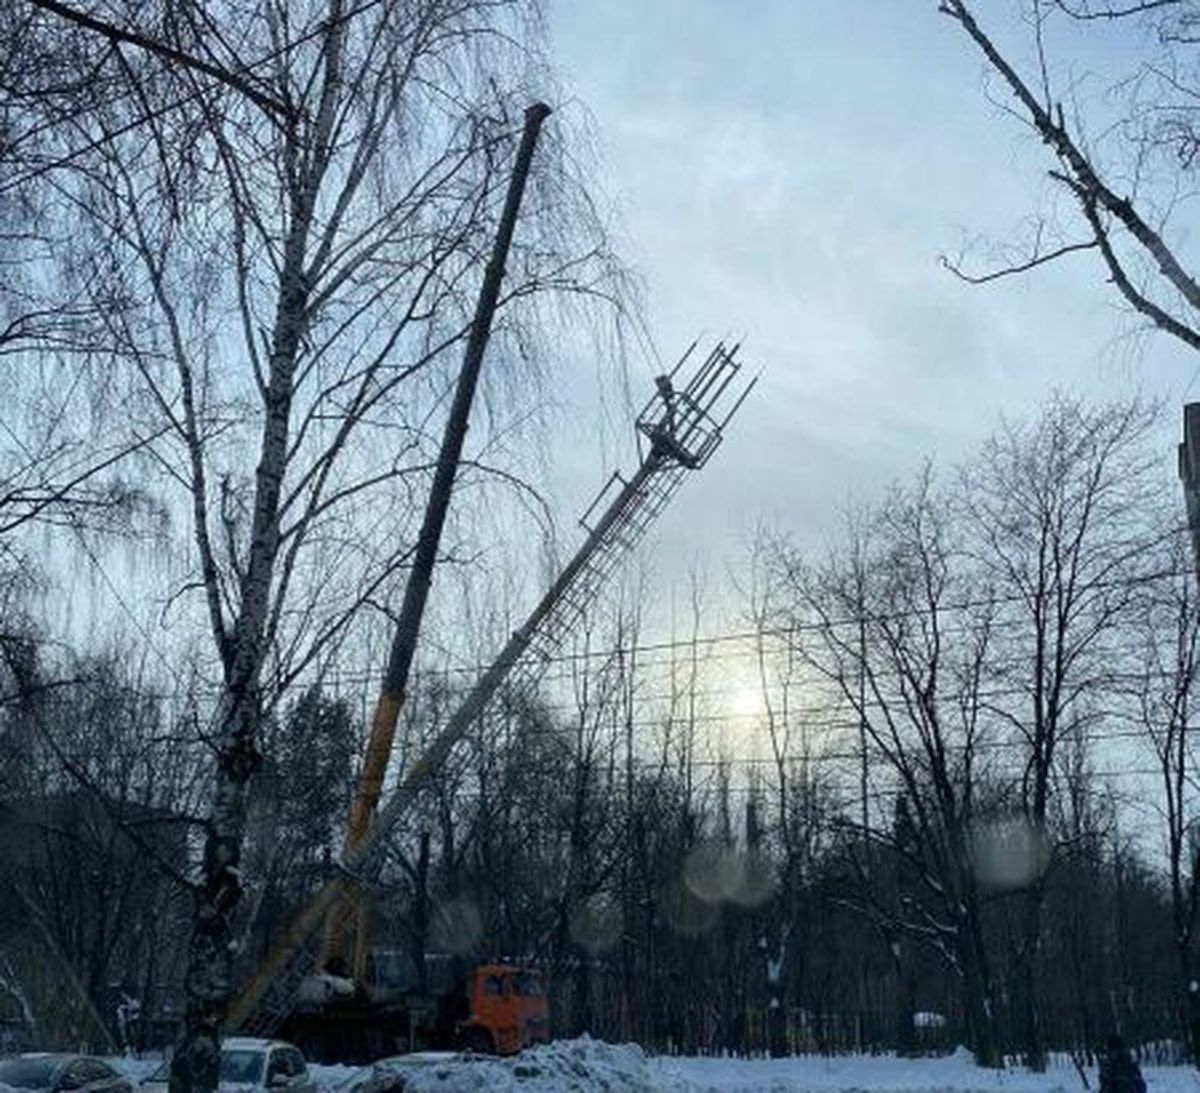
[[502, 1038, 685, 1092], [396, 1037, 686, 1092], [649, 1047, 1198, 1093]]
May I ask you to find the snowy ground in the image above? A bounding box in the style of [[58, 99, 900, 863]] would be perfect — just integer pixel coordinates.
[[651, 1049, 1199, 1092], [15, 1041, 1183, 1093], [299, 1039, 1200, 1093], [25, 1039, 1165, 1093]]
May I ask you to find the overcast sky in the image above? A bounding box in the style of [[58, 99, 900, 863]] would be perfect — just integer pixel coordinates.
[[541, 0, 1197, 626]]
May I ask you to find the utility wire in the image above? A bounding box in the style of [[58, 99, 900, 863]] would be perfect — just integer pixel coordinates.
[[274, 562, 1200, 686]]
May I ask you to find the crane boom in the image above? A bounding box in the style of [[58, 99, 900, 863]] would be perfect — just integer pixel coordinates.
[[325, 101, 552, 975], [227, 341, 755, 1037]]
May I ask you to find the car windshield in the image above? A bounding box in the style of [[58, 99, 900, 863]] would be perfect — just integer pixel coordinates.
[[0, 1059, 61, 1090], [219, 1051, 265, 1086], [514, 972, 542, 996]]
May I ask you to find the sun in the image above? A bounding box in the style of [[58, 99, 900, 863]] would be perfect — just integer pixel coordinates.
[[727, 681, 766, 722]]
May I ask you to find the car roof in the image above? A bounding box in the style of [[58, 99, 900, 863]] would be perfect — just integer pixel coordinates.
[[0, 1056, 77, 1076], [373, 1053, 457, 1067], [221, 1038, 293, 1052]]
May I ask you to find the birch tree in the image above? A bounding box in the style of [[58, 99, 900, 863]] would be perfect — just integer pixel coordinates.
[[0, 4, 174, 555], [16, 1, 622, 1086]]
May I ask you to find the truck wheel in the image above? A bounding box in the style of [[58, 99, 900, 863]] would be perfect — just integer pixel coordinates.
[[463, 1028, 493, 1055]]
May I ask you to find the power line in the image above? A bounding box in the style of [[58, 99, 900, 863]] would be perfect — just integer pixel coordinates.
[[297, 563, 1200, 686], [31, 655, 1195, 753]]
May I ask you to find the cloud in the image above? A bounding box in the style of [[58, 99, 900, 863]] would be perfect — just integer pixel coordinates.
[[547, 0, 1197, 582]]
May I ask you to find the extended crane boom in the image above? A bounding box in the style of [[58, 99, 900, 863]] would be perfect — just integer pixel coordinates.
[[227, 341, 755, 1039], [325, 100, 552, 977]]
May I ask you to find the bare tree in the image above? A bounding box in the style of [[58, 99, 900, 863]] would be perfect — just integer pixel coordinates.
[[0, 1, 121, 357], [14, 1, 624, 1086], [939, 0, 1200, 355], [745, 537, 840, 1056], [0, 5, 175, 591], [0, 636, 209, 1050], [957, 395, 1162, 1067], [1136, 529, 1200, 1062], [768, 470, 1004, 1066]]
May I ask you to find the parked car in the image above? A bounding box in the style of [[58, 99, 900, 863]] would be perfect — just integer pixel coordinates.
[[345, 1053, 480, 1093], [214, 1039, 313, 1093], [0, 1054, 131, 1093], [138, 1038, 315, 1093]]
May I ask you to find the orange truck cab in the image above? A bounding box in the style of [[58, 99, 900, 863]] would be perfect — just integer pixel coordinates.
[[457, 963, 549, 1055]]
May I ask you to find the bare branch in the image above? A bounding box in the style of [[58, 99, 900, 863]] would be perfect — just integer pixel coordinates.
[[941, 0, 1200, 351], [26, 0, 293, 120], [941, 240, 1099, 284], [1051, 0, 1183, 19]]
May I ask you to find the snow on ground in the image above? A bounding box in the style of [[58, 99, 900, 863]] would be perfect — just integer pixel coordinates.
[[104, 1040, 1200, 1093], [311, 1039, 1200, 1093], [651, 1047, 1156, 1092]]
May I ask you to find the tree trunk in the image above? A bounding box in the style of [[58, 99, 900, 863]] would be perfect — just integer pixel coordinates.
[[887, 933, 917, 1057], [1014, 880, 1047, 1069], [170, 699, 260, 1093], [1180, 954, 1200, 1066], [411, 832, 431, 995], [170, 207, 312, 1093], [573, 950, 592, 1035], [962, 911, 1000, 1068]]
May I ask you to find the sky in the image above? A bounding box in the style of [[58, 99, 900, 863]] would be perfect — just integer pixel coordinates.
[[541, 0, 1199, 627], [18, 0, 1188, 859], [41, 0, 1200, 753]]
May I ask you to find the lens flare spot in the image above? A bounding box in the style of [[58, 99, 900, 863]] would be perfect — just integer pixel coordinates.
[[972, 818, 1049, 890]]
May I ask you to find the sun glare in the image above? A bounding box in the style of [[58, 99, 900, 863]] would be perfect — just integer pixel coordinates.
[[727, 682, 766, 723]]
